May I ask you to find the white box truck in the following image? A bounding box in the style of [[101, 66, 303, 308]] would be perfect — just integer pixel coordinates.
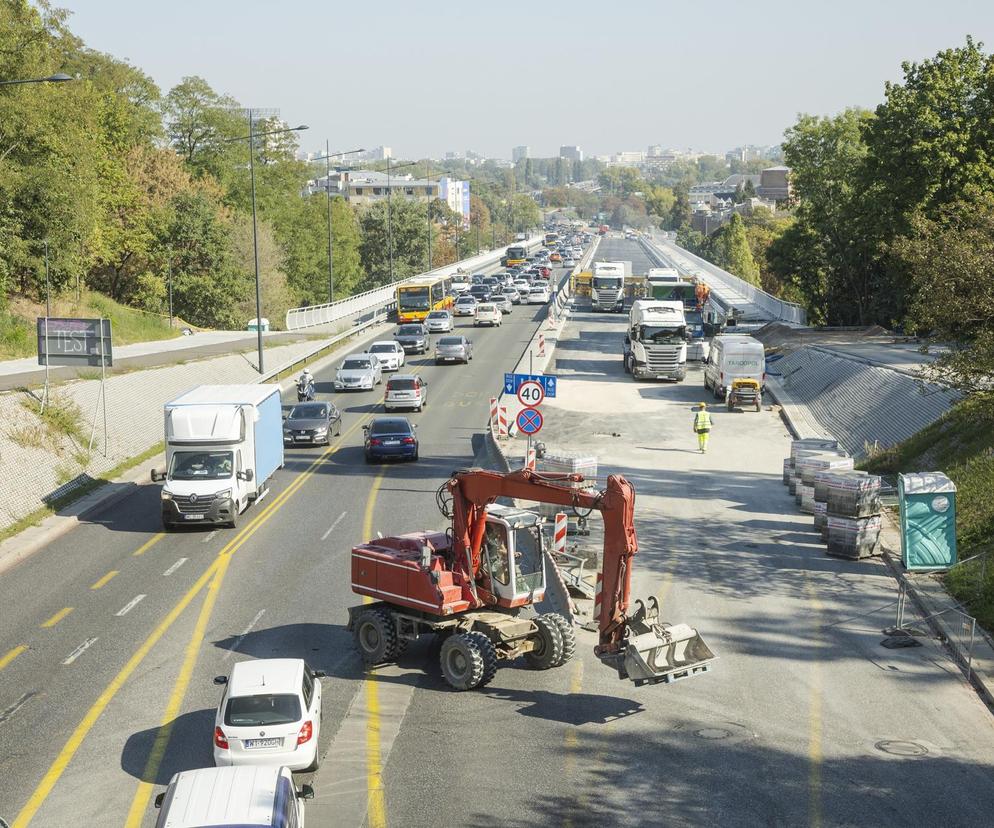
[[703, 334, 766, 400], [623, 299, 688, 381], [591, 261, 631, 312], [646, 267, 680, 285], [152, 385, 284, 530]]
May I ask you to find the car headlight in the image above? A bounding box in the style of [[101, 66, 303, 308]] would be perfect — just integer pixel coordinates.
[[314, 427, 328, 435], [214, 489, 232, 501], [161, 490, 173, 501]]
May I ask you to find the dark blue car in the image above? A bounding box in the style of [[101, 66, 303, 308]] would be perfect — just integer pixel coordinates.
[[364, 417, 418, 463]]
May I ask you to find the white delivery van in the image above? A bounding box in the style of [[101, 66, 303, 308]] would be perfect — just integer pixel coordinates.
[[154, 765, 313, 828], [152, 385, 284, 530], [704, 334, 766, 399]]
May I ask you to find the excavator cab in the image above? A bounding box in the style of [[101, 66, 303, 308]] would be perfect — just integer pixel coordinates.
[[481, 509, 546, 609]]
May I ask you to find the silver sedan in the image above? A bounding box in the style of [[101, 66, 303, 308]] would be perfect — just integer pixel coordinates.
[[434, 335, 474, 364]]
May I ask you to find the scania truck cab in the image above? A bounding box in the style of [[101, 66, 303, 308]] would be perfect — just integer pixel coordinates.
[[623, 300, 688, 382]]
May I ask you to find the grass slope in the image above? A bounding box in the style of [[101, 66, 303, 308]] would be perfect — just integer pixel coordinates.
[[1, 292, 187, 360], [862, 397, 994, 629]]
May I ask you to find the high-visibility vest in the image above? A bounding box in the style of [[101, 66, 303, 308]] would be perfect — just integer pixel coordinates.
[[694, 411, 712, 432]]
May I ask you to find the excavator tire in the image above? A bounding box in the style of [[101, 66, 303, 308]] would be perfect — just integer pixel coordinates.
[[353, 608, 399, 666], [440, 632, 487, 691], [465, 631, 498, 688], [524, 614, 564, 671], [546, 614, 576, 667]]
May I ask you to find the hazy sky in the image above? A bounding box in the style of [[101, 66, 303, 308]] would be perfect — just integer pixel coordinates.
[[59, 0, 994, 159]]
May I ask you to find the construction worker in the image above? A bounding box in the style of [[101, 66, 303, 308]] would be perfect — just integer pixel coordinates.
[[693, 403, 713, 453]]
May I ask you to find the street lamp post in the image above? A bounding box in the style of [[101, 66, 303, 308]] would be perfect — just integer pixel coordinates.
[[166, 247, 174, 328], [425, 162, 433, 272], [225, 117, 308, 374], [0, 73, 73, 87], [384, 159, 418, 283], [308, 145, 363, 303]]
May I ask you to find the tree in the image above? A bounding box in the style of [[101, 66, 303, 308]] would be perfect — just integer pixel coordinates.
[[162, 76, 244, 182], [709, 214, 761, 286], [510, 194, 541, 233], [359, 200, 430, 287]]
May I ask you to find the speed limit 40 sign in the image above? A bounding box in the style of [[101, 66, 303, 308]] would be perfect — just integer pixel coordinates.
[[516, 380, 545, 407]]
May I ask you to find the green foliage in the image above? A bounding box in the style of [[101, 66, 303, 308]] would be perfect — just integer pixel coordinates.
[[708, 214, 761, 286], [359, 200, 430, 286]]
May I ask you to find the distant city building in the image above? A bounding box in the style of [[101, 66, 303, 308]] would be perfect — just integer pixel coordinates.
[[756, 166, 791, 201], [439, 176, 472, 227], [307, 169, 440, 205], [646, 144, 663, 157], [356, 146, 392, 162], [512, 145, 530, 162], [604, 150, 645, 167], [725, 145, 773, 164], [444, 151, 462, 160], [559, 145, 583, 162]]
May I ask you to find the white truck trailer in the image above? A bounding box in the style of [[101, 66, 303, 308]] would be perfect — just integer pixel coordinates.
[[623, 299, 688, 382], [591, 261, 631, 312], [152, 385, 284, 530]]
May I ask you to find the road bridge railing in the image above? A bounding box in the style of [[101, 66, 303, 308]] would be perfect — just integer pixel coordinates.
[[285, 235, 544, 331], [640, 233, 807, 326]]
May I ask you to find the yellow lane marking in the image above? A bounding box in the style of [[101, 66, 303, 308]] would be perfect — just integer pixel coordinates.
[[15, 413, 373, 828], [90, 570, 118, 590], [41, 608, 73, 629], [360, 468, 388, 828], [0, 644, 27, 671], [132, 534, 165, 557], [124, 557, 231, 826], [804, 577, 823, 828]]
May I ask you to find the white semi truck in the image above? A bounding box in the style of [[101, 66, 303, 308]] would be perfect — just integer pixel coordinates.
[[152, 385, 285, 530], [623, 299, 688, 382], [591, 261, 631, 312]]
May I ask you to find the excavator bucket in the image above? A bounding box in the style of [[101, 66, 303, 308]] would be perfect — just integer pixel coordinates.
[[602, 598, 716, 686]]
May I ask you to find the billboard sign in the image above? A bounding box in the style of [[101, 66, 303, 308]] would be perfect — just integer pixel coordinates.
[[37, 317, 113, 367]]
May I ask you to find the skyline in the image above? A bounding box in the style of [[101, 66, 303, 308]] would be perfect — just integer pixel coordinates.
[[57, 0, 994, 159]]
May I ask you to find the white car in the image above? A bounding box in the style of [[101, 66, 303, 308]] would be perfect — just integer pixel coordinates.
[[366, 340, 405, 371], [527, 285, 550, 304], [563, 258, 577, 268], [475, 303, 502, 327], [453, 295, 478, 317], [334, 353, 382, 391], [450, 279, 471, 294], [491, 294, 513, 314], [424, 309, 454, 332], [513, 278, 532, 294], [212, 659, 325, 772]]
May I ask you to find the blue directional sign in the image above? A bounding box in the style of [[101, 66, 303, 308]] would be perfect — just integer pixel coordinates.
[[516, 407, 544, 435], [504, 372, 557, 398]]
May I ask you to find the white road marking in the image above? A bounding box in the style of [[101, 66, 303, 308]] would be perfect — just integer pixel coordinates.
[[62, 638, 98, 665], [162, 558, 187, 577], [321, 512, 348, 541], [203, 530, 218, 543], [222, 609, 266, 660], [0, 690, 36, 725], [115, 595, 147, 617]]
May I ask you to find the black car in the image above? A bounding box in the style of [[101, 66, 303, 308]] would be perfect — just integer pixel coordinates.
[[394, 323, 430, 354], [283, 401, 341, 446], [468, 285, 491, 302], [364, 417, 418, 463]]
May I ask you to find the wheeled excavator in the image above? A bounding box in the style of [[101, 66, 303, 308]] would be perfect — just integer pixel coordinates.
[[347, 467, 715, 690]]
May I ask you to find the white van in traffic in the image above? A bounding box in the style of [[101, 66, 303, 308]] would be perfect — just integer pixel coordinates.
[[154, 765, 313, 827], [703, 334, 766, 399]]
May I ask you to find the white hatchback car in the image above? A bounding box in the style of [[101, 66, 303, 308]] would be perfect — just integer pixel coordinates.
[[474, 303, 502, 327], [213, 659, 325, 772], [366, 341, 405, 371], [453, 295, 478, 317], [527, 285, 550, 304], [424, 309, 454, 332]]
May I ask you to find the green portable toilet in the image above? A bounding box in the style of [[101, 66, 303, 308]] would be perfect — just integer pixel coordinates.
[[898, 472, 957, 571]]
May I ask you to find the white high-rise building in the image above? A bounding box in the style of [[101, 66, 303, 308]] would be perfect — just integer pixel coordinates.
[[559, 145, 583, 162], [512, 145, 530, 162]]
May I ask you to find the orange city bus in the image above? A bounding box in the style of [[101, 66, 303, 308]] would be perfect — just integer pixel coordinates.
[[396, 274, 453, 323]]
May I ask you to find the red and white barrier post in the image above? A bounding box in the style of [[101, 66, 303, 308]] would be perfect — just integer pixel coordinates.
[[537, 332, 546, 357], [498, 405, 508, 438], [526, 445, 537, 470], [554, 512, 568, 556], [489, 396, 498, 431]]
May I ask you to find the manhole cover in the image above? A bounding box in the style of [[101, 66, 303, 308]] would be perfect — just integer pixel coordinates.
[[695, 728, 731, 740], [875, 740, 928, 757]]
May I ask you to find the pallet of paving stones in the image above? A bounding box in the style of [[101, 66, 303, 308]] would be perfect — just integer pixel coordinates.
[[814, 469, 868, 504], [784, 438, 839, 487], [797, 451, 854, 486], [826, 474, 882, 518], [825, 514, 882, 559], [813, 500, 829, 540]]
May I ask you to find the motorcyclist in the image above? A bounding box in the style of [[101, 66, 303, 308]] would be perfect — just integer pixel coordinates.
[[297, 369, 315, 401]]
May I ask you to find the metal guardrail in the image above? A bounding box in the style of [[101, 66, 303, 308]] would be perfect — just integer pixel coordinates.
[[642, 234, 807, 326], [284, 236, 544, 331]]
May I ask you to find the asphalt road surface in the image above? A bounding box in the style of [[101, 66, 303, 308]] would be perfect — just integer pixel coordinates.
[[0, 260, 571, 827]]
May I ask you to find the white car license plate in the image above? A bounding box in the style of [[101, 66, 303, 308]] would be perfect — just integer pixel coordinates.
[[244, 737, 282, 749], [183, 514, 204, 521], [384, 439, 399, 445]]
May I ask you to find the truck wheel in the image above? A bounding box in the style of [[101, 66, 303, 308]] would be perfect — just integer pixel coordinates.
[[227, 504, 238, 530], [439, 632, 487, 691], [545, 614, 576, 667], [465, 631, 498, 688], [354, 608, 399, 666], [623, 354, 631, 374], [524, 615, 564, 671]]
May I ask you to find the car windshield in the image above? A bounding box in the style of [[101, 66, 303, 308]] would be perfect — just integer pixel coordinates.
[[169, 451, 233, 481], [438, 337, 463, 345], [342, 358, 371, 370], [456, 297, 475, 304], [397, 325, 423, 336], [288, 403, 327, 419], [370, 418, 412, 435], [369, 344, 395, 353], [478, 304, 496, 311], [427, 311, 448, 319], [225, 693, 302, 727]]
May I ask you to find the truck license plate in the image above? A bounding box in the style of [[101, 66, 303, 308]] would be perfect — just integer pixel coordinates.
[[244, 737, 282, 749], [183, 514, 204, 521]]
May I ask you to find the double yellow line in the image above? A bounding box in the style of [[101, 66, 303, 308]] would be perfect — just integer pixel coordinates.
[[14, 413, 374, 828]]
